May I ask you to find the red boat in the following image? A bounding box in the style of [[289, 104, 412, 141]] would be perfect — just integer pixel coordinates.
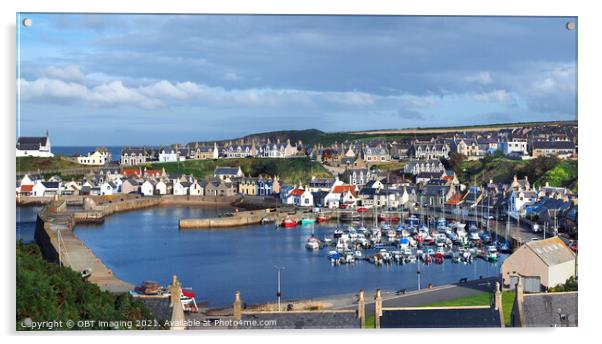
[[390, 216, 400, 223], [435, 252, 445, 264], [378, 215, 387, 222], [316, 215, 328, 223], [282, 219, 297, 228], [357, 207, 368, 213]]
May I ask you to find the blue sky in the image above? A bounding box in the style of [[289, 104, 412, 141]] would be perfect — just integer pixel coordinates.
[[17, 14, 577, 146]]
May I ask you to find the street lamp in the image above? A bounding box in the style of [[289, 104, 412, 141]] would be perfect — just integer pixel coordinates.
[[274, 265, 285, 311]]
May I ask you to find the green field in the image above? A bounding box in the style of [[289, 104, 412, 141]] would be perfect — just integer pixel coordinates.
[[190, 120, 576, 147], [364, 291, 516, 328], [16, 157, 82, 174], [144, 157, 332, 185], [16, 242, 159, 331]]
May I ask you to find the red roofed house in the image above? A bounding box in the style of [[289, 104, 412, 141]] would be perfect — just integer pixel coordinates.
[[18, 184, 33, 196], [122, 167, 142, 178], [446, 193, 464, 206], [284, 186, 314, 207], [144, 167, 165, 179], [323, 182, 359, 208]]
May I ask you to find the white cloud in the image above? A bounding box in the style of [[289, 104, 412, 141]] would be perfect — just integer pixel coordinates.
[[464, 71, 493, 85], [41, 65, 86, 83], [473, 89, 512, 102]]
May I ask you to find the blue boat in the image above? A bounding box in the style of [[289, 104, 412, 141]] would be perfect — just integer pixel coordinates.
[[398, 238, 410, 248], [327, 251, 341, 261]]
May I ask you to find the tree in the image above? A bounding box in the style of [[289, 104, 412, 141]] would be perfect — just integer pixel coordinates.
[[549, 276, 578, 292]]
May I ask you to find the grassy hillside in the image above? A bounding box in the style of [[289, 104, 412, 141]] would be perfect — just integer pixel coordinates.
[[17, 157, 82, 174], [534, 160, 578, 193], [371, 161, 406, 172], [16, 242, 159, 331], [453, 153, 577, 192], [144, 158, 332, 185], [188, 120, 576, 146]]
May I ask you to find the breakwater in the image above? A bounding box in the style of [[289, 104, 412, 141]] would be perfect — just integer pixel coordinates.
[[33, 195, 241, 294]]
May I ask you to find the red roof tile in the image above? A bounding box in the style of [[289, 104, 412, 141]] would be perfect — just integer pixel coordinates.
[[332, 185, 356, 194], [290, 188, 305, 196], [20, 185, 33, 192]]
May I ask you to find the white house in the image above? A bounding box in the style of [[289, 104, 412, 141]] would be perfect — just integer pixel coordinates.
[[159, 147, 178, 162], [99, 182, 114, 196], [172, 180, 189, 195], [16, 132, 53, 157], [141, 180, 155, 196], [155, 180, 168, 195], [289, 187, 314, 207], [509, 190, 538, 219], [214, 166, 244, 181], [189, 181, 204, 196], [77, 148, 111, 166], [500, 140, 528, 156], [32, 181, 61, 197]]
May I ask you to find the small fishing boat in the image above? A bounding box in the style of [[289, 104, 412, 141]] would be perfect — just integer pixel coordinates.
[[354, 250, 363, 259], [133, 281, 167, 297], [301, 217, 316, 225], [305, 237, 320, 250], [316, 215, 328, 223], [452, 252, 461, 263], [333, 229, 343, 239], [405, 255, 417, 264], [435, 251, 445, 264], [468, 231, 481, 242], [328, 250, 341, 263], [357, 207, 368, 213], [399, 237, 410, 249], [486, 245, 499, 262], [282, 218, 297, 228]]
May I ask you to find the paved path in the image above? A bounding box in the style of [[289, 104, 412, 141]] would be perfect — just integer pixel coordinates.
[[331, 277, 499, 314]]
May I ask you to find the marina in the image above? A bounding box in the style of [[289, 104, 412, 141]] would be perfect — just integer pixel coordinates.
[[70, 205, 507, 308]]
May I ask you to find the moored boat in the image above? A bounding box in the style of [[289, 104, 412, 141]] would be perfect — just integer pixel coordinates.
[[301, 217, 316, 225], [282, 217, 297, 228], [305, 237, 320, 250]]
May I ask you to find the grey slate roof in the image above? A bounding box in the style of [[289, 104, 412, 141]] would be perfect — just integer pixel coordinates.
[[380, 307, 501, 328], [240, 311, 360, 329], [214, 167, 240, 175], [521, 292, 577, 327], [524, 237, 575, 266], [17, 136, 48, 150], [532, 141, 575, 150]]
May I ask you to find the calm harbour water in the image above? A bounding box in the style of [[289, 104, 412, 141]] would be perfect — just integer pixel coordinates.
[[17, 206, 42, 243], [64, 206, 506, 308]]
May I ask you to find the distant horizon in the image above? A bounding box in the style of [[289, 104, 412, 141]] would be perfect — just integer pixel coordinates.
[[44, 119, 577, 147]]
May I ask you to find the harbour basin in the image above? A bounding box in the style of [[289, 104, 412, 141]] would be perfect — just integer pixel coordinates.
[[70, 206, 506, 308]]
